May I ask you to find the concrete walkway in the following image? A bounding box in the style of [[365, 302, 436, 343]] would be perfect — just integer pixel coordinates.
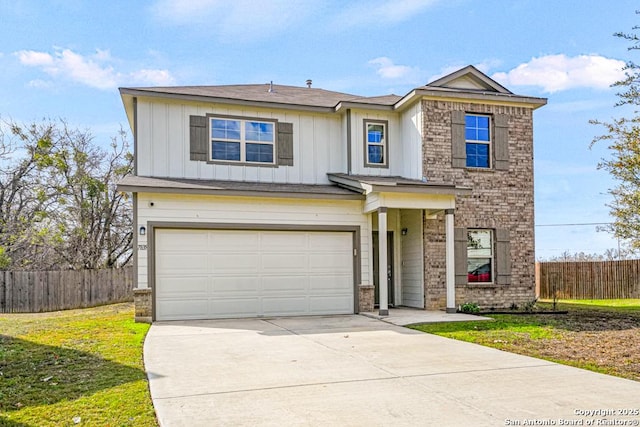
[[361, 307, 491, 325], [144, 315, 640, 427]]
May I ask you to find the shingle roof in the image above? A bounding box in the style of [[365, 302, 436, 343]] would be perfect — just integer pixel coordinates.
[[119, 66, 547, 115], [121, 84, 363, 108], [117, 175, 363, 199]]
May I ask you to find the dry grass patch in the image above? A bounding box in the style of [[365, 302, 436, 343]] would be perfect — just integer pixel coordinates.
[[410, 301, 640, 381]]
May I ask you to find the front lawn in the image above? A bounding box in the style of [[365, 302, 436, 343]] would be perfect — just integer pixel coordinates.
[[410, 301, 640, 381], [0, 303, 157, 426]]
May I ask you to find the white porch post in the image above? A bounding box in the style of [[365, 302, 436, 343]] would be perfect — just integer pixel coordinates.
[[378, 207, 389, 316], [445, 208, 456, 313]]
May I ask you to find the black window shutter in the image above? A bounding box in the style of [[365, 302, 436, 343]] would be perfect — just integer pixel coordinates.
[[451, 110, 466, 168], [494, 114, 509, 171], [454, 227, 468, 285], [495, 228, 511, 285], [277, 122, 294, 166], [189, 115, 208, 161]]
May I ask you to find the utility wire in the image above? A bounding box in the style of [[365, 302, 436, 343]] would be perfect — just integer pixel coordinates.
[[535, 222, 612, 227]]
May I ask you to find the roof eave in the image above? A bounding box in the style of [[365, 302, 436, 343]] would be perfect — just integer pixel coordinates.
[[394, 88, 548, 111], [369, 183, 472, 195], [117, 183, 364, 200], [118, 88, 337, 113], [334, 101, 396, 112]]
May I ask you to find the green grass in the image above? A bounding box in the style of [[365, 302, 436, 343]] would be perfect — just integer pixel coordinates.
[[0, 303, 157, 426], [541, 298, 640, 310], [409, 314, 562, 344]]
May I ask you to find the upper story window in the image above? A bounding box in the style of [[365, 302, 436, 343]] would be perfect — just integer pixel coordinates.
[[364, 120, 388, 168], [467, 229, 493, 283], [465, 114, 490, 168], [210, 118, 275, 164]]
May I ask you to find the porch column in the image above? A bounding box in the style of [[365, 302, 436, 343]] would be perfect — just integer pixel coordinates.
[[445, 208, 456, 313], [378, 207, 389, 316]]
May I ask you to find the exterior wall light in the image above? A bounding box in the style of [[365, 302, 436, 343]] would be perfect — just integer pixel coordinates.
[[401, 228, 408, 235], [139, 226, 146, 236]]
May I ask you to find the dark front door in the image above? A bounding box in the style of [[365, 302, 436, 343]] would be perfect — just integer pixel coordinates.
[[373, 231, 394, 306]]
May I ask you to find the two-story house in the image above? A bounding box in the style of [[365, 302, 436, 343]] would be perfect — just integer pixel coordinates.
[[117, 65, 546, 322]]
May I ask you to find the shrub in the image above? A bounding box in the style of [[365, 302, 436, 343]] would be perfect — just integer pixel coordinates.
[[459, 302, 480, 314]]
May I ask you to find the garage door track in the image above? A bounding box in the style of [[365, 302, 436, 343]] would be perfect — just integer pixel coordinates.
[[144, 315, 640, 426]]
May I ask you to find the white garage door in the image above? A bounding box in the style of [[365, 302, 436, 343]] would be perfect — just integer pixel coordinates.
[[154, 229, 355, 321]]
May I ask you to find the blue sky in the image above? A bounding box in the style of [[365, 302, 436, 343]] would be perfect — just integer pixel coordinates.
[[1, 0, 638, 258]]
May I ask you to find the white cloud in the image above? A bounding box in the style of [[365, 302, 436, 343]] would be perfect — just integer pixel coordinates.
[[130, 69, 175, 86], [368, 57, 419, 81], [151, 0, 438, 40], [151, 0, 313, 42], [14, 48, 175, 90], [333, 0, 439, 28], [492, 54, 626, 93]]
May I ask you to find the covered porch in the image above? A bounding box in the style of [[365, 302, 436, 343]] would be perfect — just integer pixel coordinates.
[[328, 173, 471, 315]]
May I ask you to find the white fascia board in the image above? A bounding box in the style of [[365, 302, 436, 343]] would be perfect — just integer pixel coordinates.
[[363, 192, 455, 214]]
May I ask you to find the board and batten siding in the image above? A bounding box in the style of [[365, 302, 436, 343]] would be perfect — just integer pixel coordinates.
[[136, 193, 370, 290], [135, 98, 345, 184], [400, 102, 423, 180], [400, 209, 424, 308], [348, 110, 406, 177]]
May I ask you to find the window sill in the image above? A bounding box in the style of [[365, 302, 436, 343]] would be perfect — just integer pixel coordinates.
[[364, 163, 389, 169], [459, 283, 507, 288], [206, 160, 279, 168], [465, 167, 494, 172]]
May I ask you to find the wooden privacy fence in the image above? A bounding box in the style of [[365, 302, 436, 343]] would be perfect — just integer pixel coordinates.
[[537, 260, 640, 300], [0, 267, 133, 313]]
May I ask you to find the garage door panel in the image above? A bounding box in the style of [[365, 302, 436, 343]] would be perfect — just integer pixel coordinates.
[[309, 253, 352, 270], [210, 253, 260, 273], [211, 277, 260, 294], [156, 277, 209, 297], [157, 299, 210, 320], [157, 253, 209, 274], [210, 231, 259, 251], [260, 232, 307, 250], [262, 276, 308, 292], [262, 297, 308, 315], [309, 275, 352, 291], [261, 253, 308, 271], [155, 229, 354, 320], [309, 295, 353, 314], [156, 230, 210, 250], [309, 232, 351, 250], [210, 298, 260, 318]]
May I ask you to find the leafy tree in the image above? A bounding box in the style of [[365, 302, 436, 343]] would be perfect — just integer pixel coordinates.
[[591, 17, 640, 251]]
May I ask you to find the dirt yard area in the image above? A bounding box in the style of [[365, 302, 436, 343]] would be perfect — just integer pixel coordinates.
[[412, 302, 640, 381], [526, 306, 640, 380]]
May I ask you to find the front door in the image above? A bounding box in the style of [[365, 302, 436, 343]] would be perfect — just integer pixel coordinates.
[[373, 231, 394, 306]]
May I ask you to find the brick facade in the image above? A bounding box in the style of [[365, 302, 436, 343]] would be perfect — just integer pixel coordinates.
[[422, 100, 536, 309], [133, 288, 152, 323], [358, 284, 375, 312]]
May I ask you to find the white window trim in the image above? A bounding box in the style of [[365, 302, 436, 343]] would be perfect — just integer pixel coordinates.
[[363, 119, 389, 169], [467, 229, 494, 284], [465, 114, 492, 169], [209, 116, 277, 165]]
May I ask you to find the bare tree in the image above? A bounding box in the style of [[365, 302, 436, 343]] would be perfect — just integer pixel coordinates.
[[0, 119, 132, 270]]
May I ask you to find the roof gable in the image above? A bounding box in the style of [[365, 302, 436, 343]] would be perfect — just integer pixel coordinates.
[[425, 65, 512, 94]]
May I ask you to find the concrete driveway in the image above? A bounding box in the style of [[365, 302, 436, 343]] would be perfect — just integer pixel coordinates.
[[144, 315, 640, 426]]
